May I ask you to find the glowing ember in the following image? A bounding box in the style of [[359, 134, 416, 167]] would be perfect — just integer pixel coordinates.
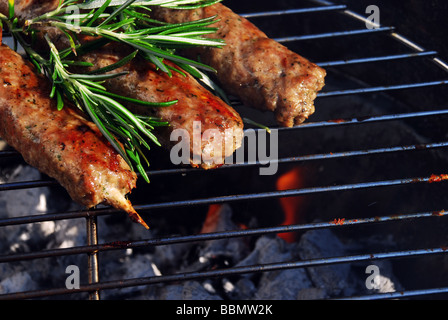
[[428, 174, 448, 183], [331, 218, 346, 225]]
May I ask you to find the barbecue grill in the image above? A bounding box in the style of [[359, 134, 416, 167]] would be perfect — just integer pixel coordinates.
[[1, 0, 448, 300]]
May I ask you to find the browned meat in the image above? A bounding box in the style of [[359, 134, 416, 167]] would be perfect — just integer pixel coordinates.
[[0, 43, 148, 228], [67, 41, 244, 169], [1, 0, 244, 169], [152, 3, 326, 127], [0, 0, 58, 18]]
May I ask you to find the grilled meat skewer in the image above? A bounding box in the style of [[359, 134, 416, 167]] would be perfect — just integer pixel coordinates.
[[65, 41, 245, 169], [0, 43, 148, 228], [152, 3, 326, 127], [0, 0, 245, 170]]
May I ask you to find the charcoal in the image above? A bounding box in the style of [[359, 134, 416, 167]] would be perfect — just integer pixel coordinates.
[[255, 266, 313, 300], [100, 252, 160, 299], [152, 281, 222, 300], [297, 229, 352, 297], [236, 235, 313, 300], [198, 204, 249, 265], [225, 277, 257, 300], [51, 218, 86, 250], [296, 287, 327, 300], [236, 235, 293, 267], [0, 165, 403, 300], [153, 242, 194, 272], [0, 269, 38, 294], [0, 165, 49, 218], [0, 164, 79, 253]]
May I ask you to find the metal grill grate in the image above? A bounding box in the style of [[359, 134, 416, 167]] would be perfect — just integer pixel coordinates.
[[1, 0, 448, 300]]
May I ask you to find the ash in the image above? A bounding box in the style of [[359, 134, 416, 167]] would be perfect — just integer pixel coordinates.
[[0, 164, 402, 300]]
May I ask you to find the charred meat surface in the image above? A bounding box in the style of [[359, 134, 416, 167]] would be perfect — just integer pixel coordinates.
[[0, 44, 148, 228], [152, 3, 326, 127]]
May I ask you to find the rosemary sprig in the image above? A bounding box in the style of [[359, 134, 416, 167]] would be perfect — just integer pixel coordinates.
[[47, 16, 223, 74], [1, 0, 225, 182], [26, 0, 224, 74]]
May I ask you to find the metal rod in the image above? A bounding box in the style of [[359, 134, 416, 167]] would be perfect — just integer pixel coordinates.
[[274, 26, 393, 43], [86, 215, 100, 300], [313, 0, 448, 75], [115, 174, 448, 211], [1, 163, 448, 230], [0, 209, 95, 227], [317, 51, 438, 67], [0, 150, 18, 158], [277, 109, 448, 130], [1, 246, 447, 300], [156, 140, 448, 172], [339, 287, 448, 300], [1, 160, 448, 228], [1, 208, 447, 263], [1, 107, 448, 162], [309, 0, 448, 75], [0, 179, 58, 191], [239, 5, 346, 18], [309, 0, 338, 6], [2, 132, 448, 193], [318, 80, 448, 97]]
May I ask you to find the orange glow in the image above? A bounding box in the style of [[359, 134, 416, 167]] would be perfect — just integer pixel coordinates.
[[201, 204, 223, 234], [332, 218, 346, 225], [428, 174, 448, 183], [276, 167, 306, 243], [201, 204, 248, 234]]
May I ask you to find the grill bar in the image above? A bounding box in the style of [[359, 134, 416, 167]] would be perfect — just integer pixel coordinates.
[[233, 79, 448, 102], [317, 51, 438, 67], [0, 150, 17, 157], [1, 0, 448, 300], [66, 174, 448, 212], [86, 216, 100, 300], [278, 108, 448, 131], [1, 171, 447, 230], [2, 139, 448, 192], [3, 137, 448, 192], [240, 5, 347, 18], [309, 0, 448, 74], [318, 80, 448, 97], [1, 209, 446, 263], [3, 105, 448, 191], [1, 245, 447, 300], [340, 287, 448, 300], [0, 180, 58, 191], [2, 106, 448, 159], [1, 151, 445, 192], [0, 207, 108, 227], [274, 26, 394, 43]]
